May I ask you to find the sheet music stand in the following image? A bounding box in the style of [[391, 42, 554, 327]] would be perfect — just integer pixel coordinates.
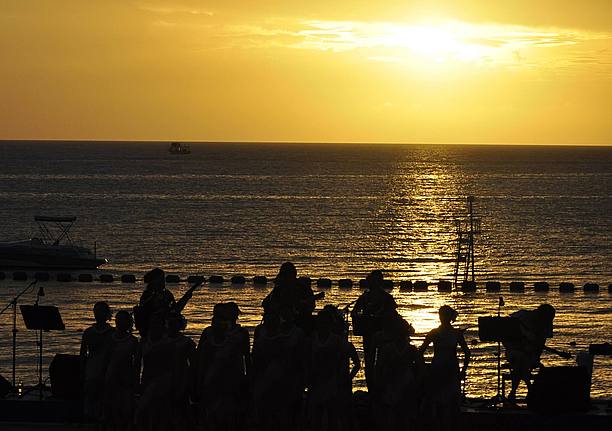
[[20, 305, 65, 399], [478, 316, 522, 406]]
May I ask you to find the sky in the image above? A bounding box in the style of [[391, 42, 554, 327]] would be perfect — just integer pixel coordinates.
[[1, 1, 612, 144]]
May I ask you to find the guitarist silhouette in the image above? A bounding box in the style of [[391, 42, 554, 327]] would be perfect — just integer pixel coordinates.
[[503, 304, 568, 401]]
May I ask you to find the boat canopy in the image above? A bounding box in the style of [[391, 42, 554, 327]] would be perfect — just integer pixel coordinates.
[[34, 216, 77, 223]]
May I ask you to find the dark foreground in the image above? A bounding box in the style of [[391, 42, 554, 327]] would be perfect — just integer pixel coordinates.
[[1, 397, 611, 431]]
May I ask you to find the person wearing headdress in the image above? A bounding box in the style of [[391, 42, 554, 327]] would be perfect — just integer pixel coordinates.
[[419, 305, 470, 431], [503, 303, 557, 401], [351, 270, 397, 391], [80, 301, 115, 422], [104, 310, 141, 431]]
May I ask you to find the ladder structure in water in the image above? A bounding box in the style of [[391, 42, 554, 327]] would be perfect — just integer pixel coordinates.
[[453, 196, 481, 287]]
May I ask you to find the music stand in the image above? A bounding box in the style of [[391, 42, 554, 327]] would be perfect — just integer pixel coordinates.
[[478, 316, 522, 406], [20, 305, 65, 399]]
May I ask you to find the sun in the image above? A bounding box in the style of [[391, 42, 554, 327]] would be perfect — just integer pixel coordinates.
[[381, 22, 493, 63]]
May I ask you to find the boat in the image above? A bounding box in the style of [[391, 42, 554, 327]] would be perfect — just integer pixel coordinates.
[[168, 142, 191, 154], [0, 216, 107, 269]]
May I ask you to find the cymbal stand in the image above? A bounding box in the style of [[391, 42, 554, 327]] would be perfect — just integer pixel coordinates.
[[0, 280, 38, 390]]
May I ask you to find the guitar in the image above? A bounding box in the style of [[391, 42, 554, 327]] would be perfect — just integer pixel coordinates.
[[543, 345, 572, 360], [174, 280, 204, 313]]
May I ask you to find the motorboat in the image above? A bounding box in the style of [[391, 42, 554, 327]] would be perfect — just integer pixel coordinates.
[[168, 142, 191, 154], [0, 216, 107, 269]]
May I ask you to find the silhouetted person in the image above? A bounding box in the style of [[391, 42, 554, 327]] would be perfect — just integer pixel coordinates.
[[104, 310, 141, 431], [307, 309, 346, 431], [374, 314, 423, 431], [134, 268, 176, 338], [166, 311, 196, 430], [504, 303, 556, 401], [251, 309, 306, 431], [262, 261, 298, 315], [80, 301, 115, 421], [351, 270, 397, 391], [196, 304, 247, 431], [419, 305, 470, 431], [323, 305, 360, 431], [135, 312, 174, 431]]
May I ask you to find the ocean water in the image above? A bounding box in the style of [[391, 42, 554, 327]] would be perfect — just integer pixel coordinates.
[[0, 141, 610, 398]]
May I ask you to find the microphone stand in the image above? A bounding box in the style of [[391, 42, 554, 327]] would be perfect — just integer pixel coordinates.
[[0, 280, 38, 389]]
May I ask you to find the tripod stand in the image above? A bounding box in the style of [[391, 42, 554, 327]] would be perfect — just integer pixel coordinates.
[[20, 297, 64, 399], [0, 280, 38, 390]]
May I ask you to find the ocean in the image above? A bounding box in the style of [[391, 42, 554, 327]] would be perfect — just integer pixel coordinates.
[[0, 141, 610, 398]]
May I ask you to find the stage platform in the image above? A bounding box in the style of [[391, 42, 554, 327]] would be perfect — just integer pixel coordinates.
[[0, 397, 610, 431]]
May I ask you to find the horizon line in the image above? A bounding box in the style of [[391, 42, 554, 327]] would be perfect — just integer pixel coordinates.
[[1, 139, 611, 147]]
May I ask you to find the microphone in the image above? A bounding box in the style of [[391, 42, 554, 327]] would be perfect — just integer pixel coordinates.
[[37, 286, 45, 297]]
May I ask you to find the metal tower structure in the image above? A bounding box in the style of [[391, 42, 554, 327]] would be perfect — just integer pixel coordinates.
[[453, 196, 481, 287]]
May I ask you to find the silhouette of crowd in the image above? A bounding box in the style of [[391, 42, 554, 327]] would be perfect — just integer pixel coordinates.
[[79, 263, 482, 431]]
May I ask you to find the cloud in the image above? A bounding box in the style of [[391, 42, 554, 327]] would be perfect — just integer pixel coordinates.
[[136, 1, 214, 16]]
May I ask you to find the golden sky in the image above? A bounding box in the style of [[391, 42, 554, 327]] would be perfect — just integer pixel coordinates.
[[1, 1, 611, 144]]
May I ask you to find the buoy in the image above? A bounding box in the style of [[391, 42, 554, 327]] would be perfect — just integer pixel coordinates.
[[485, 281, 501, 292], [509, 281, 525, 292], [34, 272, 50, 281], [99, 274, 114, 283], [78, 274, 93, 282], [297, 276, 312, 288], [13, 271, 27, 281], [461, 281, 477, 292], [383, 280, 394, 291], [534, 281, 549, 292], [399, 280, 413, 292], [121, 274, 136, 283], [0, 272, 5, 280], [187, 275, 205, 284], [231, 275, 246, 285], [317, 278, 332, 289], [209, 275, 224, 284], [559, 282, 575, 293], [165, 274, 180, 283], [438, 280, 452, 292], [358, 279, 369, 289], [57, 273, 73, 282], [253, 275, 268, 286], [338, 279, 353, 289], [583, 283, 599, 293], [413, 281, 428, 292]]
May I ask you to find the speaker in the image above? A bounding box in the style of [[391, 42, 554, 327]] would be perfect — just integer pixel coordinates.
[[528, 366, 590, 414], [49, 354, 82, 400], [0, 374, 11, 398]]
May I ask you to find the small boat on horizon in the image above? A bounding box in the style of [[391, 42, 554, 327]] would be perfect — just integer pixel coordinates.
[[168, 142, 191, 154], [0, 216, 107, 269]]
